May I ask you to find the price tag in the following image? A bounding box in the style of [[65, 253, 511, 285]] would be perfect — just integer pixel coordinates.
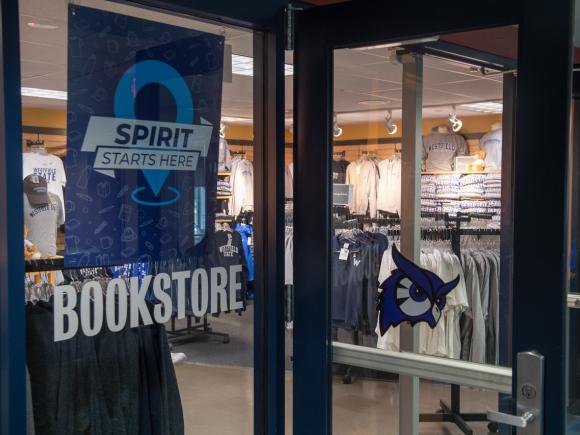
[[339, 243, 349, 261]]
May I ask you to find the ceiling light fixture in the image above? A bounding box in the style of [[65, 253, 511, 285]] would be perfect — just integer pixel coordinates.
[[27, 22, 59, 30], [21, 87, 67, 100], [458, 101, 503, 114], [448, 106, 463, 133], [384, 109, 397, 135], [231, 54, 293, 77], [333, 113, 343, 137]]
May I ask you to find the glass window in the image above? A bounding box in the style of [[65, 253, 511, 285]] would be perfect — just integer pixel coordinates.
[[331, 27, 517, 433], [21, 0, 257, 433]]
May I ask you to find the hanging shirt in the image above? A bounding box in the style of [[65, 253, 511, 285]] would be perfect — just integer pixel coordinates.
[[486, 252, 500, 364], [377, 155, 402, 214], [376, 246, 400, 351], [332, 159, 349, 184], [210, 230, 248, 308], [218, 138, 232, 172], [285, 163, 294, 199], [235, 223, 254, 282], [422, 132, 468, 171], [345, 158, 379, 217], [332, 235, 370, 330], [23, 152, 67, 219], [284, 231, 293, 286], [230, 158, 254, 216], [460, 254, 486, 363], [24, 193, 64, 256], [479, 128, 502, 169]]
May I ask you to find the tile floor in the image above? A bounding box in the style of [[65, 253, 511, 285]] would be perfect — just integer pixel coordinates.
[[175, 363, 499, 435]]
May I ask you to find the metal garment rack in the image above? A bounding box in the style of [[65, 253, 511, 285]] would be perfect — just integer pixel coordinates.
[[166, 313, 231, 345], [335, 212, 502, 433], [418, 213, 501, 435]]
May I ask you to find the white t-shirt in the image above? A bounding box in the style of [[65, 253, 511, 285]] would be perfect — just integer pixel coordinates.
[[24, 193, 64, 256], [377, 155, 401, 214], [23, 152, 66, 219], [479, 128, 502, 169]]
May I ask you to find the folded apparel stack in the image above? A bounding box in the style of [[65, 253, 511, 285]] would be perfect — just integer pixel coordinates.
[[421, 175, 437, 199], [460, 200, 488, 214], [459, 174, 485, 200], [217, 180, 232, 195], [484, 174, 502, 200]]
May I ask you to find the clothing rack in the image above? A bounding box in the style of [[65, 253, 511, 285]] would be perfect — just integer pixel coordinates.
[[25, 257, 64, 272], [419, 213, 501, 435], [332, 212, 502, 433], [167, 314, 231, 345], [26, 134, 45, 147]]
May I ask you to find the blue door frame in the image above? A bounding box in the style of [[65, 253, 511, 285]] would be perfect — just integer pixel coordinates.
[[293, 0, 574, 434], [0, 1, 287, 434], [0, 0, 25, 434]]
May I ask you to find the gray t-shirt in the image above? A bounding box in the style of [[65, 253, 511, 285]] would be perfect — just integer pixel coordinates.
[[422, 132, 468, 171], [24, 193, 63, 256]]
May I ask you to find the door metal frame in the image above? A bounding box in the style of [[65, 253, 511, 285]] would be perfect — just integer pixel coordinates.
[[0, 0, 25, 433], [0, 1, 287, 434], [294, 1, 574, 434]]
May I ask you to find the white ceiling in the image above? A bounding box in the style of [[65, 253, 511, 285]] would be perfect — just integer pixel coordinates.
[[20, 0, 505, 126], [333, 47, 503, 124]]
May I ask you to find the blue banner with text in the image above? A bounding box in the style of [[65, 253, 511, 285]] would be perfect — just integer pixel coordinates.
[[65, 5, 223, 267]]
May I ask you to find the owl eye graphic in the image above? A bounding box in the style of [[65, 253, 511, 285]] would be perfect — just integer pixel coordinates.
[[396, 277, 432, 317], [377, 245, 460, 336]]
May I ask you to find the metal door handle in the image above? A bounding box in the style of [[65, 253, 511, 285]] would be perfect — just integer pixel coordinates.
[[487, 410, 536, 428]]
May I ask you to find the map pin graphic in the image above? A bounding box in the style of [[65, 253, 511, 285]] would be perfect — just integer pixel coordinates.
[[114, 59, 194, 197]]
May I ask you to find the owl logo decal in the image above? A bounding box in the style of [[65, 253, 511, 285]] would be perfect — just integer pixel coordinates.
[[377, 245, 460, 335]]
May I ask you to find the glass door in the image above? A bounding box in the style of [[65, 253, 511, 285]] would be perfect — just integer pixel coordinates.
[[293, 2, 573, 435], [328, 35, 513, 434]]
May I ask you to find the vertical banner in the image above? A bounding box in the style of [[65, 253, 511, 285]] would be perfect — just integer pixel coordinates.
[[65, 6, 223, 267]]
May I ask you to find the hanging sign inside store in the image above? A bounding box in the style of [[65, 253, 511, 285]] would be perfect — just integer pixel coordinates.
[[65, 6, 224, 267], [377, 245, 459, 334], [333, 184, 353, 206]]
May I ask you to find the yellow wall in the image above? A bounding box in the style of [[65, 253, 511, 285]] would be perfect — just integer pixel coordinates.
[[335, 114, 501, 141], [22, 108, 66, 128], [22, 108, 502, 165], [330, 114, 502, 164]]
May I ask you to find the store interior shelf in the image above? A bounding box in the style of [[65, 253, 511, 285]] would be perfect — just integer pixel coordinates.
[[217, 172, 231, 176], [217, 195, 232, 199]]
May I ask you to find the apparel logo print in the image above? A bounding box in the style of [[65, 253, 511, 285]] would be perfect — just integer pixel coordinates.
[[377, 245, 460, 335]]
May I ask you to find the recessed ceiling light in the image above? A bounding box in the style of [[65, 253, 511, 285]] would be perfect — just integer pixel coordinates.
[[458, 101, 503, 114], [232, 54, 293, 77], [358, 100, 389, 106], [21, 87, 67, 100], [27, 22, 59, 30]]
